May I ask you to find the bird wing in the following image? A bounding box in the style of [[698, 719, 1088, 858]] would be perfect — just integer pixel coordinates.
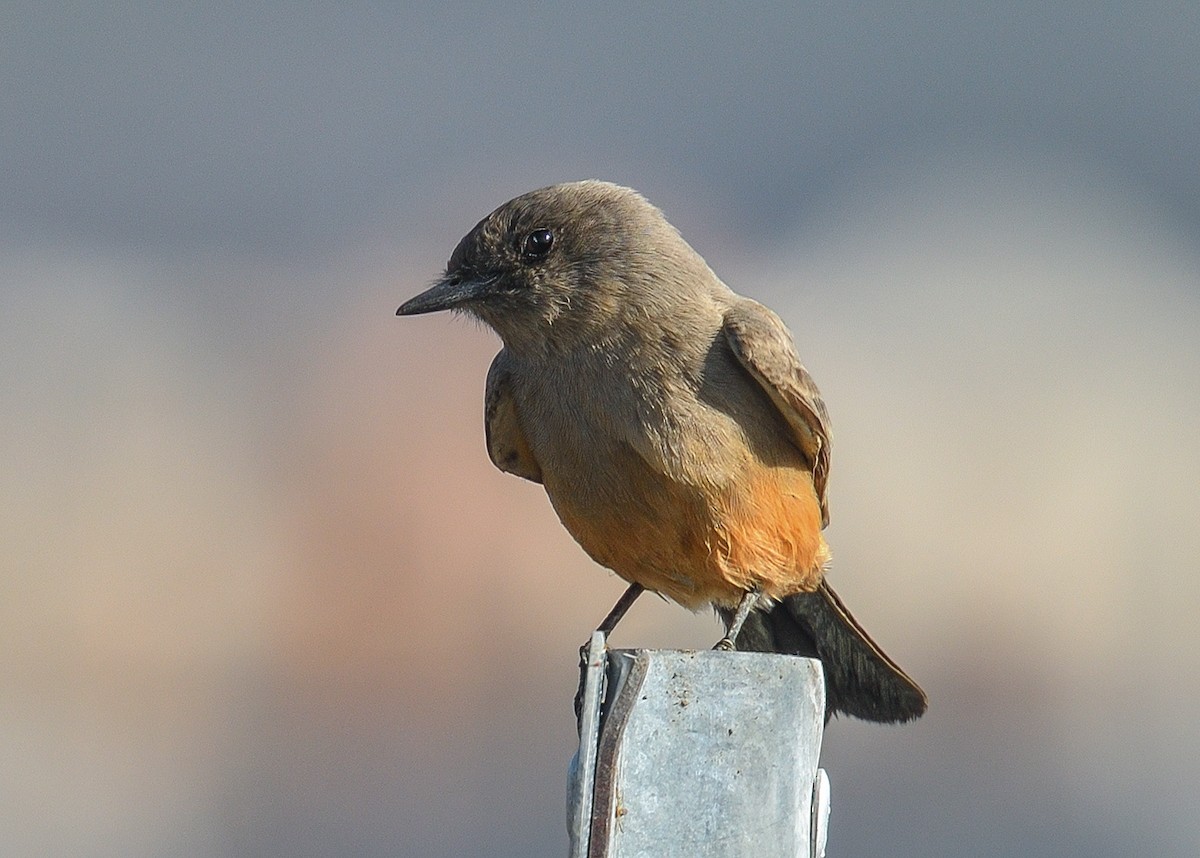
[[722, 298, 832, 527], [484, 349, 544, 484]]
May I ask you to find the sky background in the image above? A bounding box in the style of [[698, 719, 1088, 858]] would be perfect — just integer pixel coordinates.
[[3, 4, 1199, 856]]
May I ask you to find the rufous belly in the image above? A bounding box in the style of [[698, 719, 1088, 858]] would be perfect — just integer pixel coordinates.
[[546, 455, 829, 611]]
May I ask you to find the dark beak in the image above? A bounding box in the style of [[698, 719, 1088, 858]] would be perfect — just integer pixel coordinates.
[[396, 274, 495, 316]]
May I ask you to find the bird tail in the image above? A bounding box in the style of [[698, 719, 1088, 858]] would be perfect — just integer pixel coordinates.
[[731, 580, 927, 723]]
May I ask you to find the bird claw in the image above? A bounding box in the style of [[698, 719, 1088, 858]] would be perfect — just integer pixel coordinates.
[[713, 637, 737, 652], [574, 637, 600, 725]]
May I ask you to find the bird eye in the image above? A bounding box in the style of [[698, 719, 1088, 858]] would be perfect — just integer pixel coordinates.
[[521, 228, 554, 260]]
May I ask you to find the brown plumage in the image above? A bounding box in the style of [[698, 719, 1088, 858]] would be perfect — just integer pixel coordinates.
[[398, 180, 926, 723]]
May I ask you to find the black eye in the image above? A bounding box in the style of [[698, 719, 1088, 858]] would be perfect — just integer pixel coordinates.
[[521, 228, 554, 260]]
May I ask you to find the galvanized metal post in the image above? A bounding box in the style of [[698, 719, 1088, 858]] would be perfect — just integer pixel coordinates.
[[568, 635, 830, 858]]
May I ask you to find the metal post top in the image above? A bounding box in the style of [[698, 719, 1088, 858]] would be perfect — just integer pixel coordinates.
[[569, 634, 830, 858]]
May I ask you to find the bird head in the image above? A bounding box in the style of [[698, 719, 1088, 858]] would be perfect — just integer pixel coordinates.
[[397, 181, 713, 354]]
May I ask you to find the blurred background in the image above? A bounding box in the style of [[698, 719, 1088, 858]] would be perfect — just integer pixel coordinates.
[[3, 4, 1198, 856]]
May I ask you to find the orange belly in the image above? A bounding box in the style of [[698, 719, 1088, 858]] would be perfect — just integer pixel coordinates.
[[546, 456, 829, 611]]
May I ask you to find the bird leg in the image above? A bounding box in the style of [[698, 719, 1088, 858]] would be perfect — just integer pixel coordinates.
[[595, 582, 646, 636], [575, 583, 646, 724], [578, 581, 645, 664], [714, 587, 761, 651]]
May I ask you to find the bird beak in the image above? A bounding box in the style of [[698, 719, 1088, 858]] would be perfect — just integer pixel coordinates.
[[396, 273, 495, 316]]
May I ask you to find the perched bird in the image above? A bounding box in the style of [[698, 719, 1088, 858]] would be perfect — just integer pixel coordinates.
[[398, 181, 926, 723]]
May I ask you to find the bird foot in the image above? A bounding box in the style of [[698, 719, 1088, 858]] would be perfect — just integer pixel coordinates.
[[574, 639, 594, 724], [713, 637, 737, 652]]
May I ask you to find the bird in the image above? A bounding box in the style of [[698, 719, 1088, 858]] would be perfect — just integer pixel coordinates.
[[397, 180, 926, 723]]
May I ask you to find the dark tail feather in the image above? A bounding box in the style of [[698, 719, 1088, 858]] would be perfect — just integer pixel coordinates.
[[731, 581, 927, 724]]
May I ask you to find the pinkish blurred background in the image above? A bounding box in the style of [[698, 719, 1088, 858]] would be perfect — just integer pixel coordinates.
[[3, 6, 1199, 856]]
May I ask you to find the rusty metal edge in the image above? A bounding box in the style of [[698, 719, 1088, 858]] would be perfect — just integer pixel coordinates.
[[587, 650, 649, 858]]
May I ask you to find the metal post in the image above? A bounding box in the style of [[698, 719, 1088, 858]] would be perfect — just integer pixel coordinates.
[[568, 643, 830, 858]]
